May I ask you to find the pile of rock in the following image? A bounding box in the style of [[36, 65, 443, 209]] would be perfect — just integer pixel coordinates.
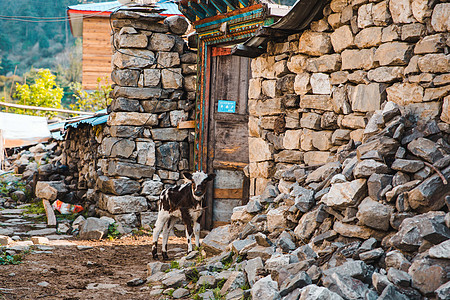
[[0, 142, 62, 209], [146, 101, 449, 299]]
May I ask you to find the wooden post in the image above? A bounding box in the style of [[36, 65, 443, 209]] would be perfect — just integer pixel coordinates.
[[0, 130, 3, 171], [42, 199, 57, 227]]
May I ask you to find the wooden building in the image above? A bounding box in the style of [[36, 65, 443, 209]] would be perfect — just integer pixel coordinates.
[[180, 0, 325, 227], [67, 1, 182, 90]]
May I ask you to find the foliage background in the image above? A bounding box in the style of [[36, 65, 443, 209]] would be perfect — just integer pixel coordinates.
[[0, 0, 113, 114]]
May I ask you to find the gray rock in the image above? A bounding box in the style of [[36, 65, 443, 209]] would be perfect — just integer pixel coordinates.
[[79, 217, 110, 240], [387, 268, 411, 287], [148, 33, 175, 51], [197, 290, 214, 300], [164, 16, 189, 35], [391, 159, 424, 173], [103, 195, 147, 214], [356, 197, 393, 231], [428, 240, 450, 259], [323, 260, 371, 282], [220, 271, 246, 294], [231, 237, 256, 254], [306, 162, 341, 183], [161, 270, 187, 288], [141, 180, 164, 196], [385, 250, 411, 272], [35, 181, 67, 201], [280, 271, 312, 297], [407, 137, 444, 164], [245, 257, 264, 287], [294, 210, 319, 241], [299, 285, 343, 300], [267, 206, 289, 232], [150, 128, 188, 141], [390, 211, 449, 252], [378, 284, 410, 300], [147, 261, 170, 276], [322, 272, 378, 300], [226, 288, 245, 300], [202, 225, 232, 255], [96, 176, 140, 196], [436, 281, 450, 300], [127, 278, 146, 287], [156, 142, 180, 171], [252, 276, 281, 300], [323, 179, 367, 209], [265, 254, 290, 271], [277, 231, 296, 253], [407, 165, 450, 212], [255, 232, 272, 247], [282, 288, 301, 300], [367, 173, 393, 201], [246, 198, 262, 214], [356, 136, 399, 158], [353, 159, 390, 178], [172, 287, 189, 299], [107, 160, 155, 179], [247, 246, 275, 261], [372, 272, 390, 294], [292, 187, 315, 213], [409, 258, 447, 295], [359, 248, 384, 262]]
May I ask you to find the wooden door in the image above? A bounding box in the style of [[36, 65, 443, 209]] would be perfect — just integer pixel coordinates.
[[207, 51, 251, 228]]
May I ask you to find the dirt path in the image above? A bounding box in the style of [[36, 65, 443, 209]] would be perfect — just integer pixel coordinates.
[[1, 236, 188, 300]]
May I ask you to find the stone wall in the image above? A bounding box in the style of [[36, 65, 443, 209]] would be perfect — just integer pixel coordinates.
[[248, 0, 450, 196], [93, 7, 196, 229]]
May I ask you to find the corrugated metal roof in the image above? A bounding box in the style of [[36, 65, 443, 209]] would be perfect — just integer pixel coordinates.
[[64, 109, 109, 129], [231, 0, 327, 57], [68, 0, 182, 15]]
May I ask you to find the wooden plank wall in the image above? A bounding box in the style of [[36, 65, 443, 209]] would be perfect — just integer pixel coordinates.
[[82, 17, 112, 90]]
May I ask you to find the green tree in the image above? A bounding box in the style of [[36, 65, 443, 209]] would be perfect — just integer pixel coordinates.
[[12, 68, 63, 118], [69, 77, 112, 113]]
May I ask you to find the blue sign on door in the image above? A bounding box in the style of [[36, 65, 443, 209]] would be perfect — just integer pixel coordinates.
[[218, 100, 236, 113]]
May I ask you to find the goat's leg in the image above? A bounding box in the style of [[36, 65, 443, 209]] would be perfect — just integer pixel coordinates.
[[193, 221, 201, 250], [161, 217, 175, 261], [152, 210, 169, 259]]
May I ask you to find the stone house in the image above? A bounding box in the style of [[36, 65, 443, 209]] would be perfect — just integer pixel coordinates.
[[181, 0, 449, 227], [60, 0, 449, 231]]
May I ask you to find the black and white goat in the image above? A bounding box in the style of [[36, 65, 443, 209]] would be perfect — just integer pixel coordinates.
[[151, 171, 215, 260]]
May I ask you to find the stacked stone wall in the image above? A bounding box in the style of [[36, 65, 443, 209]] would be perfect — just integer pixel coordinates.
[[248, 0, 450, 196], [92, 8, 196, 229], [62, 125, 101, 198]]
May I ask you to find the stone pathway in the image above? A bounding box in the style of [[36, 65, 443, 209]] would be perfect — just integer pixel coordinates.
[[0, 204, 76, 252]]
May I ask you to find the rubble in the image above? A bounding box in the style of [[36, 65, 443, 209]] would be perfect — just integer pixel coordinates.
[[143, 99, 449, 299]]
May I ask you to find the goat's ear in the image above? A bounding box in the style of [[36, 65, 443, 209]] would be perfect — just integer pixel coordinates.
[[183, 172, 193, 180], [206, 173, 216, 181]]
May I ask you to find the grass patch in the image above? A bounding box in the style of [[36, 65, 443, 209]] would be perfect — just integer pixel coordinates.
[[165, 260, 180, 273], [0, 249, 27, 265], [186, 267, 200, 283], [107, 223, 121, 240]]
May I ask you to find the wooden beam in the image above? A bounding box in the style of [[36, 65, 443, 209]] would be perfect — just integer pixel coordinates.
[[0, 130, 3, 171], [188, 2, 207, 19], [209, 0, 227, 14], [0, 101, 96, 116], [238, 0, 249, 8], [42, 199, 57, 227], [222, 0, 237, 10], [197, 0, 217, 17], [177, 120, 195, 129], [214, 188, 243, 199]]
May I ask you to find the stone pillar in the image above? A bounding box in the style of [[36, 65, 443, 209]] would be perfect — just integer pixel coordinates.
[[95, 7, 196, 229]]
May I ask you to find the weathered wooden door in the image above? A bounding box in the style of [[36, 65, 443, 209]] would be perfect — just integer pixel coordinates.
[[207, 49, 251, 228]]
